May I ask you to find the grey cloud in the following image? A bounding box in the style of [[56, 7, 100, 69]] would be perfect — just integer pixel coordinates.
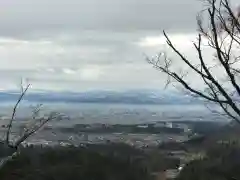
[[32, 31, 148, 65], [0, 0, 206, 38], [1, 0, 239, 38], [0, 0, 238, 91]]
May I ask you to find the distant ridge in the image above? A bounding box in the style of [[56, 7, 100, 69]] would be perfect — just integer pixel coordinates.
[[0, 90, 204, 105]]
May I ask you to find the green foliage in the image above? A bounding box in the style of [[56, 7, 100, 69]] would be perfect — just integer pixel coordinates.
[[146, 150, 180, 171], [176, 144, 240, 180], [0, 145, 152, 180]]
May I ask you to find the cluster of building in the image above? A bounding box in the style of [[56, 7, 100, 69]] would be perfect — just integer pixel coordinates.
[[137, 121, 192, 133]]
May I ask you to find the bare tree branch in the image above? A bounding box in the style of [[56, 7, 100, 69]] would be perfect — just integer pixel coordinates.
[[6, 83, 30, 144], [14, 112, 60, 148], [0, 83, 61, 169], [147, 56, 228, 103], [148, 0, 240, 123]]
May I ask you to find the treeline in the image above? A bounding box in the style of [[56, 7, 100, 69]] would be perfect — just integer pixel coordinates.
[[58, 124, 184, 134], [0, 143, 180, 180], [176, 143, 240, 180]]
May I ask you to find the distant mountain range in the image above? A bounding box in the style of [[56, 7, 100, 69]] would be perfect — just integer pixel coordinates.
[[0, 90, 204, 105], [0, 90, 205, 104]]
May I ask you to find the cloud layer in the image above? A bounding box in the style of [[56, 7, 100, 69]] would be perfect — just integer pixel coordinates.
[[0, 0, 238, 92]]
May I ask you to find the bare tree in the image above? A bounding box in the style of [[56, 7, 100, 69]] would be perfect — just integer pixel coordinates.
[[0, 82, 61, 168], [147, 0, 240, 123]]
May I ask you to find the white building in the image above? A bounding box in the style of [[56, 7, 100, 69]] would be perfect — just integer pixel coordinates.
[[166, 122, 173, 128], [154, 122, 167, 128], [154, 122, 173, 128], [137, 124, 149, 128]]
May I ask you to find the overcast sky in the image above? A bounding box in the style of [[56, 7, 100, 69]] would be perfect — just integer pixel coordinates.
[[0, 0, 238, 92]]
